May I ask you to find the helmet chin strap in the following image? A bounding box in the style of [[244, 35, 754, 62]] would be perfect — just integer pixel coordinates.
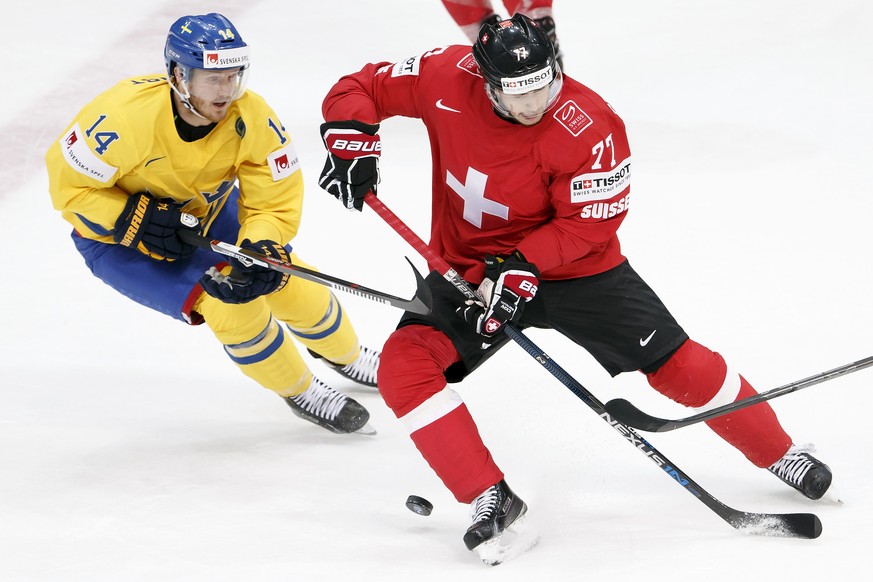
[[170, 79, 209, 121]]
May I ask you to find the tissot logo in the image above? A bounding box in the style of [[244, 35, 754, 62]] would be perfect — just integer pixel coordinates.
[[570, 157, 632, 203], [391, 54, 421, 77], [501, 67, 552, 94]]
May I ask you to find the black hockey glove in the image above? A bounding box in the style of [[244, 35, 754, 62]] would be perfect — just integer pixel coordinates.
[[318, 120, 381, 211], [113, 193, 200, 261], [199, 239, 292, 304], [457, 253, 540, 338]]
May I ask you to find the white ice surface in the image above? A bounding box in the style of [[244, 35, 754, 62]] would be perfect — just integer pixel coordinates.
[[2, 1, 871, 580]]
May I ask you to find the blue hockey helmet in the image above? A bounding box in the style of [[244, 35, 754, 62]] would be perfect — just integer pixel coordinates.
[[164, 14, 251, 113]]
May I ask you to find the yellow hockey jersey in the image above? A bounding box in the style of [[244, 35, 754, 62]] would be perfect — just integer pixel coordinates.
[[46, 75, 303, 246]]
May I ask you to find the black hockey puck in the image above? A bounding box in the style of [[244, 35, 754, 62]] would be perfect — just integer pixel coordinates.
[[405, 495, 433, 516]]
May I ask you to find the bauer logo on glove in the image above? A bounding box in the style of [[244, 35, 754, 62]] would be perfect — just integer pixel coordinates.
[[323, 134, 382, 158], [318, 120, 381, 211]]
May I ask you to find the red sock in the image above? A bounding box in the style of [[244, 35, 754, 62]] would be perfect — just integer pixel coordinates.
[[646, 340, 791, 467], [380, 325, 503, 502]]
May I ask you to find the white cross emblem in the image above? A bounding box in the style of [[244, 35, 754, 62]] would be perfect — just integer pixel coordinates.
[[446, 167, 509, 228]]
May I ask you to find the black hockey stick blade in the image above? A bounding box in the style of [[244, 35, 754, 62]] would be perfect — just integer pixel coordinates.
[[605, 354, 873, 432], [603, 398, 686, 432], [180, 231, 432, 315], [726, 510, 822, 539]]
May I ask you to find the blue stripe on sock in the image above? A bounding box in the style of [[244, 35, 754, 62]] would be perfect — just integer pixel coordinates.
[[288, 302, 344, 340]]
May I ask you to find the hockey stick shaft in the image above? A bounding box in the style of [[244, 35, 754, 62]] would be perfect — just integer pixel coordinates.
[[605, 354, 873, 432], [179, 230, 431, 314], [363, 192, 820, 539], [363, 193, 476, 301]]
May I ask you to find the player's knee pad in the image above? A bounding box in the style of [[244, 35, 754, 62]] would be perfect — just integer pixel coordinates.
[[198, 294, 309, 394], [222, 315, 284, 365], [645, 339, 740, 409], [197, 292, 272, 344], [380, 325, 462, 416]]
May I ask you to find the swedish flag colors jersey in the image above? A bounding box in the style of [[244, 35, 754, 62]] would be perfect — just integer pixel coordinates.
[[46, 75, 303, 245]]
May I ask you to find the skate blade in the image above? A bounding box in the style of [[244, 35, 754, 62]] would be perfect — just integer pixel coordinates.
[[819, 485, 844, 505], [353, 422, 377, 436], [473, 513, 540, 566]]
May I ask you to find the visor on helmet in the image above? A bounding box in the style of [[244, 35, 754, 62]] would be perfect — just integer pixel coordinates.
[[171, 48, 250, 106], [485, 64, 563, 120]]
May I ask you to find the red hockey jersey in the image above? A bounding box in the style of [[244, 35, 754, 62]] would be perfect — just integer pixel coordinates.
[[323, 45, 631, 283]]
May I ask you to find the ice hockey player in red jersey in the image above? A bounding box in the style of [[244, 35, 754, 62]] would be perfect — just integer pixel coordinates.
[[440, 0, 562, 67], [318, 14, 832, 564]]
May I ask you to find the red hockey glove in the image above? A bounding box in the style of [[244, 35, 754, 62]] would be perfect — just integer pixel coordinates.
[[319, 120, 381, 211], [113, 192, 200, 261], [200, 239, 291, 304], [457, 253, 540, 338]]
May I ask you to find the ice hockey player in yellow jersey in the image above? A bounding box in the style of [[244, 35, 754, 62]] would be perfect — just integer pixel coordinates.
[[45, 13, 379, 434]]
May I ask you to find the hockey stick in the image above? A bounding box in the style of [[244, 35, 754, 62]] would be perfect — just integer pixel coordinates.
[[605, 355, 873, 432], [363, 192, 821, 539], [362, 194, 478, 302], [179, 230, 432, 315]]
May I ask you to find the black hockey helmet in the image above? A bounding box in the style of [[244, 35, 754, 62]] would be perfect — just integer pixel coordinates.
[[472, 13, 563, 120]]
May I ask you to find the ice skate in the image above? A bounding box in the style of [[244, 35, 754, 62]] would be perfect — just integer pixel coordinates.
[[283, 377, 374, 435], [463, 480, 539, 566], [768, 443, 832, 500], [309, 345, 379, 388]]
